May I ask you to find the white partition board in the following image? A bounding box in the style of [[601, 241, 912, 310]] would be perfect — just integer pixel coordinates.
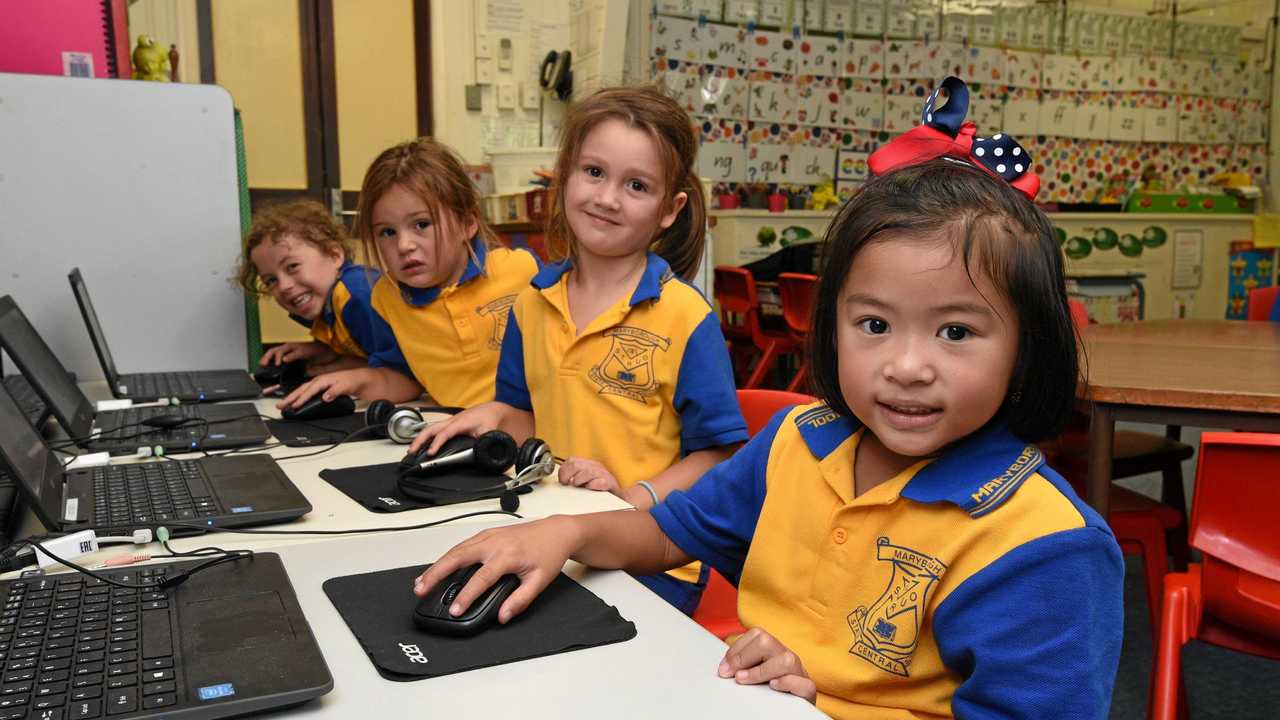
[[0, 72, 247, 382]]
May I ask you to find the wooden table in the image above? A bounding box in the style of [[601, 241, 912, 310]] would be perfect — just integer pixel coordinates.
[[1081, 320, 1280, 517]]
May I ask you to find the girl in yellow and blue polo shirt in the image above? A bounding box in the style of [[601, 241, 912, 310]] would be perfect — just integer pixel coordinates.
[[412, 86, 748, 614], [318, 137, 540, 410], [239, 200, 412, 392], [412, 80, 1124, 719]]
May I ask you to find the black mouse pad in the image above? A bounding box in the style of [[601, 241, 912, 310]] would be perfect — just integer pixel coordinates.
[[322, 563, 637, 681], [319, 462, 531, 512], [266, 414, 376, 447]]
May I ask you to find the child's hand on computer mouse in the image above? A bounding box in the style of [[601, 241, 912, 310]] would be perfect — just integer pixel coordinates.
[[412, 516, 579, 625], [278, 369, 365, 410], [409, 401, 511, 457], [718, 628, 817, 704], [260, 341, 335, 367]]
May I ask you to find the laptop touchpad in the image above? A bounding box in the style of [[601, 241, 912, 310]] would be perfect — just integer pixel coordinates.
[[184, 591, 296, 653], [211, 473, 297, 511]]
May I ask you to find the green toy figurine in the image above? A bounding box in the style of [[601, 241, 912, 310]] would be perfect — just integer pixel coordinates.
[[131, 35, 172, 82]]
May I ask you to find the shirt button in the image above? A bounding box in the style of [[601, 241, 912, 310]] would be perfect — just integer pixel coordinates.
[[560, 323, 569, 332], [832, 528, 847, 544]]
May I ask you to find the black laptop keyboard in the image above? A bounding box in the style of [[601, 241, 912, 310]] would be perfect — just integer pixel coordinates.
[[95, 408, 203, 446], [0, 561, 202, 719], [2, 377, 46, 428], [89, 462, 220, 533], [120, 374, 197, 401]]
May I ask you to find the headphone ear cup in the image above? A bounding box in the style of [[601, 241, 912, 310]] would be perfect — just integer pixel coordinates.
[[516, 438, 551, 473], [473, 431, 517, 474], [365, 399, 394, 437], [387, 407, 426, 444]]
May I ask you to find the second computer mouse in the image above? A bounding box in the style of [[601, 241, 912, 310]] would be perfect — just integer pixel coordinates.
[[413, 563, 521, 637], [253, 359, 309, 392], [397, 435, 475, 475], [141, 412, 186, 429], [280, 394, 355, 421]]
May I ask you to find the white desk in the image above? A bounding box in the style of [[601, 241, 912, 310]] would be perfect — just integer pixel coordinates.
[[18, 386, 629, 564], [229, 520, 822, 718]]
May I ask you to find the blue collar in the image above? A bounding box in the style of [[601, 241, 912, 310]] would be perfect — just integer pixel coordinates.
[[530, 251, 672, 306], [288, 259, 355, 327], [795, 408, 1043, 518], [399, 236, 487, 308]]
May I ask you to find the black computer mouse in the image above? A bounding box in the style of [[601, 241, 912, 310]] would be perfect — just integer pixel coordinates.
[[280, 394, 355, 421], [253, 359, 309, 390], [413, 563, 521, 637], [141, 412, 186, 429], [397, 435, 475, 475]]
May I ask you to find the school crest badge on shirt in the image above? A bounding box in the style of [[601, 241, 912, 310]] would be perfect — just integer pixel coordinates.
[[848, 536, 947, 677], [588, 326, 670, 402], [475, 295, 518, 350]]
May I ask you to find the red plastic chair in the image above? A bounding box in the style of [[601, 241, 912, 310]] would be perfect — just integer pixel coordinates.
[[777, 273, 817, 393], [1247, 286, 1280, 321], [1153, 432, 1280, 720], [691, 389, 818, 640], [713, 266, 802, 389], [1047, 300, 1194, 633]]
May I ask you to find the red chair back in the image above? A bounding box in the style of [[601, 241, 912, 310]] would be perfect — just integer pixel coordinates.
[[777, 273, 817, 336], [737, 388, 818, 436], [1068, 298, 1091, 329], [713, 265, 759, 342], [1247, 286, 1280, 321], [1189, 432, 1280, 640], [692, 388, 818, 640]]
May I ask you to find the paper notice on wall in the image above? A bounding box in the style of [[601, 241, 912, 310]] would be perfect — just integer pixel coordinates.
[[745, 143, 787, 183], [1039, 97, 1077, 137], [487, 0, 525, 33], [1173, 229, 1204, 289], [569, 0, 627, 96], [698, 140, 747, 183], [1143, 104, 1178, 142], [1004, 98, 1040, 136]]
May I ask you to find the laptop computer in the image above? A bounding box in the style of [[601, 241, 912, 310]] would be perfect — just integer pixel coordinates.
[[0, 296, 270, 456], [0, 552, 333, 718], [0, 380, 312, 538], [3, 373, 50, 428], [68, 268, 262, 402]]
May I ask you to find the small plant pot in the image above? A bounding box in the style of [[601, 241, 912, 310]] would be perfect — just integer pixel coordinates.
[[767, 193, 787, 213], [718, 193, 740, 210]]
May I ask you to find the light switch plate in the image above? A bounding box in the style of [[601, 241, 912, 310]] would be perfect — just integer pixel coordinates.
[[475, 33, 492, 58], [497, 38, 513, 71], [475, 58, 493, 84], [521, 82, 540, 110], [497, 81, 516, 110]]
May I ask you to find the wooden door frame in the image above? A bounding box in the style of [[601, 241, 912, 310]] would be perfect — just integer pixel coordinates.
[[195, 0, 433, 212]]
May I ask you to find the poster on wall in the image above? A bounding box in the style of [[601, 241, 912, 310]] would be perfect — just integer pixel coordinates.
[[1226, 241, 1276, 319]]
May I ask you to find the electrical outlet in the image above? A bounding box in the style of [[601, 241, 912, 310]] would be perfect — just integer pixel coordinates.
[[475, 58, 493, 85], [497, 82, 516, 110], [521, 82, 540, 110], [475, 33, 492, 59]]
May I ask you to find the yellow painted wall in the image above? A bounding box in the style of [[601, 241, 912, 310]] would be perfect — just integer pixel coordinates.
[[333, 0, 419, 190], [212, 0, 308, 189]]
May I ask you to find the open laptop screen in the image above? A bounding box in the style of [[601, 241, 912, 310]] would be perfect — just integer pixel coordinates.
[[0, 296, 96, 440], [0, 381, 66, 529], [68, 268, 120, 387]]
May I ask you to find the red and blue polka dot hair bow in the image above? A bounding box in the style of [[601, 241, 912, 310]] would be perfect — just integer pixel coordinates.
[[867, 76, 1040, 201]]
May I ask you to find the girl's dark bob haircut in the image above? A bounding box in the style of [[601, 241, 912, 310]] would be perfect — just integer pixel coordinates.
[[809, 158, 1080, 443]]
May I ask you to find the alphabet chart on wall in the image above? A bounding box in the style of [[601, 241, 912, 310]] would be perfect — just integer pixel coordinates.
[[650, 1, 1269, 204]]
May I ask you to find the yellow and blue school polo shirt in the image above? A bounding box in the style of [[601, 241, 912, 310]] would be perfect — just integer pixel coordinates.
[[289, 260, 410, 375], [652, 403, 1124, 719], [496, 252, 748, 600], [370, 238, 539, 408]]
